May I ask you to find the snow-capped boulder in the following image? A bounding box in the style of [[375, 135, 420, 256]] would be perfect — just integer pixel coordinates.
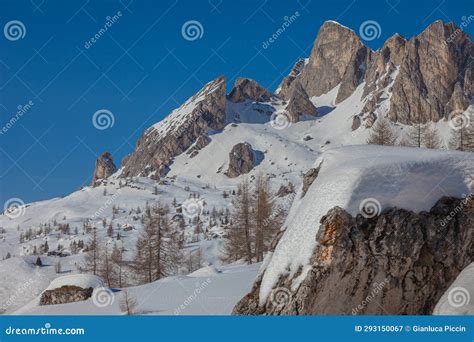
[[233, 146, 474, 315]]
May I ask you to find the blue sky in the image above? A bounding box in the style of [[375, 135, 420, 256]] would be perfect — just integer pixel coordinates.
[[0, 0, 473, 205]]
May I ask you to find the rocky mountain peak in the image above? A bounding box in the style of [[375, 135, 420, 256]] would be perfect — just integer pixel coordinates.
[[91, 151, 116, 187], [228, 77, 273, 103], [276, 58, 307, 100], [298, 20, 369, 104], [119, 75, 226, 179]]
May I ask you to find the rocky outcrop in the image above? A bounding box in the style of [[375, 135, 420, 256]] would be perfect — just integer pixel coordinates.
[[92, 152, 116, 187], [225, 142, 256, 178], [298, 21, 369, 104], [445, 82, 470, 116], [286, 81, 318, 123], [276, 59, 307, 100], [119, 76, 226, 178], [233, 196, 473, 315], [40, 286, 93, 305], [388, 21, 473, 123], [301, 165, 320, 197], [186, 134, 210, 158], [228, 78, 272, 103]]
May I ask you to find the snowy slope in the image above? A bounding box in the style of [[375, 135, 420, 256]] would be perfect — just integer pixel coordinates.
[[15, 263, 260, 315], [258, 146, 474, 303], [434, 263, 474, 315]]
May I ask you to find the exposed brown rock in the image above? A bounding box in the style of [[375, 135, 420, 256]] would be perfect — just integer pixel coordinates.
[[119, 76, 226, 178], [388, 21, 473, 123], [228, 77, 272, 103], [233, 197, 473, 315], [92, 152, 116, 187], [286, 81, 318, 123], [301, 165, 321, 197], [40, 286, 93, 305], [225, 142, 256, 178], [298, 21, 369, 104], [276, 59, 306, 100]]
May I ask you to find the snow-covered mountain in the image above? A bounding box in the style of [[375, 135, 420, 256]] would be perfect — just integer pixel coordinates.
[[0, 19, 473, 316]]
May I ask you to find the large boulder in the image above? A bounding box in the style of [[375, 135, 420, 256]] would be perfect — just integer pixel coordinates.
[[233, 197, 473, 315], [225, 142, 256, 178], [40, 285, 93, 305], [228, 77, 272, 103], [91, 152, 116, 187]]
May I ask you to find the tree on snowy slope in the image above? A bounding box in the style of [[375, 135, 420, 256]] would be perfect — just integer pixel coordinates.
[[449, 124, 474, 152], [254, 175, 278, 262], [82, 227, 100, 275], [367, 117, 397, 146], [222, 177, 253, 264], [133, 204, 183, 284]]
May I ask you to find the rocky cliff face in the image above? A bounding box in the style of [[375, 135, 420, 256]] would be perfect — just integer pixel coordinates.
[[119, 76, 226, 178], [233, 196, 473, 315], [276, 59, 307, 100], [298, 21, 370, 104], [225, 142, 256, 178], [286, 20, 473, 124], [91, 152, 116, 187], [228, 77, 273, 103], [388, 21, 473, 123], [285, 81, 318, 123]]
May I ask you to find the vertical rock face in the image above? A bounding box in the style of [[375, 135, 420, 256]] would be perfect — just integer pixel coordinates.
[[228, 77, 273, 103], [286, 81, 318, 123], [225, 142, 256, 178], [276, 58, 307, 100], [388, 21, 473, 123], [92, 152, 116, 187], [298, 21, 369, 104], [119, 76, 226, 178], [233, 197, 473, 315], [278, 20, 472, 126]]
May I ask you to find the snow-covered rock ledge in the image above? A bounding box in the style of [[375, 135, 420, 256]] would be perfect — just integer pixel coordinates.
[[233, 146, 473, 315]]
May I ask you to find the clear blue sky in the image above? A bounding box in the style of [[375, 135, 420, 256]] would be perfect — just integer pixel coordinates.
[[0, 0, 473, 205]]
